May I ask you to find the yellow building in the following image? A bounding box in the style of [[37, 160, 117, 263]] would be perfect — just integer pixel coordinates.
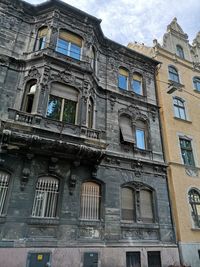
[[128, 18, 200, 267]]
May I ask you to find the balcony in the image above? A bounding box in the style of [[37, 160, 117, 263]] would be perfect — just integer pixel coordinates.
[[7, 108, 106, 142]]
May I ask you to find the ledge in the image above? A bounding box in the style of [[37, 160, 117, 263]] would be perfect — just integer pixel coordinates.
[[27, 217, 60, 225], [120, 221, 159, 229], [174, 117, 192, 124]]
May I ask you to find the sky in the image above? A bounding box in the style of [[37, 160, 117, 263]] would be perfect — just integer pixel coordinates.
[[25, 0, 200, 46]]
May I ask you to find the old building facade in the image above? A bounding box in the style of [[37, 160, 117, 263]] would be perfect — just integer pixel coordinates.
[[129, 18, 200, 267], [0, 0, 179, 266]]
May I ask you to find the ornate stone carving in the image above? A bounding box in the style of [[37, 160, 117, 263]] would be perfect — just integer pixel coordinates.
[[79, 227, 101, 239], [122, 228, 159, 240], [25, 67, 41, 81]]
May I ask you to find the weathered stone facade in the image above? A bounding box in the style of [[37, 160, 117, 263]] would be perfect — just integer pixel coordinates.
[[0, 0, 179, 266]]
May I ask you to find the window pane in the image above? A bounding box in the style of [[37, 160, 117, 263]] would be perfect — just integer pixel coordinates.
[[70, 43, 81, 60], [63, 99, 76, 124], [122, 188, 134, 221], [147, 251, 161, 267], [126, 252, 141, 267], [179, 107, 186, 119], [0, 171, 10, 215], [120, 116, 135, 143], [136, 129, 145, 149], [194, 78, 200, 91], [140, 190, 153, 222], [180, 139, 195, 166], [38, 37, 46, 50], [32, 177, 59, 218], [119, 74, 127, 90], [47, 95, 62, 120], [132, 80, 142, 95], [80, 182, 100, 220], [56, 39, 68, 55]]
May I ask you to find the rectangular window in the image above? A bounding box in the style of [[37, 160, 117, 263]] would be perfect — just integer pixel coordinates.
[[70, 43, 81, 60], [119, 74, 128, 90], [179, 138, 195, 166], [27, 252, 50, 267], [83, 252, 98, 267], [0, 171, 10, 215], [132, 80, 142, 95], [56, 39, 69, 55], [47, 95, 76, 124], [136, 129, 145, 149], [147, 251, 161, 267], [126, 252, 141, 267]]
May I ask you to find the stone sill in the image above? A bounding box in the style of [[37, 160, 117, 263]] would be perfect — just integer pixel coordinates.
[[79, 219, 104, 226], [174, 117, 192, 123], [120, 221, 159, 229], [191, 227, 200, 231], [27, 217, 60, 225]]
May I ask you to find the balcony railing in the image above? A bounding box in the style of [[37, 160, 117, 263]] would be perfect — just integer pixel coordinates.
[[7, 109, 105, 141]]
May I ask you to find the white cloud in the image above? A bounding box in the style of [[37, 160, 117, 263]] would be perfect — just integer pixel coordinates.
[[25, 0, 200, 46]]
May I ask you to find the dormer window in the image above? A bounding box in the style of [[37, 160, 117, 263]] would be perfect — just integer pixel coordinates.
[[176, 45, 184, 59], [56, 30, 82, 60]]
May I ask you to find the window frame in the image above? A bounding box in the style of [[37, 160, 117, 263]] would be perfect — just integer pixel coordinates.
[[31, 176, 60, 219], [168, 66, 180, 83], [132, 73, 143, 95], [176, 45, 184, 59], [80, 181, 101, 221], [179, 137, 195, 167], [22, 79, 37, 114], [46, 83, 79, 124], [193, 77, 200, 92], [0, 170, 11, 216], [173, 97, 186, 120], [34, 26, 48, 51], [55, 29, 82, 60], [118, 68, 129, 90], [188, 188, 200, 228], [121, 184, 155, 224]]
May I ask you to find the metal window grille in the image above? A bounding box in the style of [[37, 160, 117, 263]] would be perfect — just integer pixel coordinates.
[[80, 182, 100, 220], [32, 177, 59, 218], [0, 171, 10, 215]]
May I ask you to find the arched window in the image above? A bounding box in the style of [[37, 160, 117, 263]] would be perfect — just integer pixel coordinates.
[[0, 170, 10, 215], [176, 45, 184, 59], [132, 73, 143, 95], [188, 189, 200, 227], [87, 97, 94, 128], [32, 176, 59, 218], [47, 83, 78, 124], [193, 77, 200, 91], [118, 68, 129, 90], [121, 184, 154, 223], [173, 97, 186, 120], [35, 26, 48, 51], [135, 120, 147, 150], [168, 66, 180, 83], [22, 80, 37, 113], [90, 47, 96, 71], [56, 30, 82, 60], [80, 181, 100, 220]]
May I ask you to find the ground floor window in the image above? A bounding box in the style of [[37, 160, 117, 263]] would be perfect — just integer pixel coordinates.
[[83, 252, 98, 267], [27, 252, 51, 267], [147, 251, 161, 267], [126, 252, 141, 267]]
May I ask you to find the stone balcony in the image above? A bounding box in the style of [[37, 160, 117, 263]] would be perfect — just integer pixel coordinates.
[[7, 108, 106, 142]]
